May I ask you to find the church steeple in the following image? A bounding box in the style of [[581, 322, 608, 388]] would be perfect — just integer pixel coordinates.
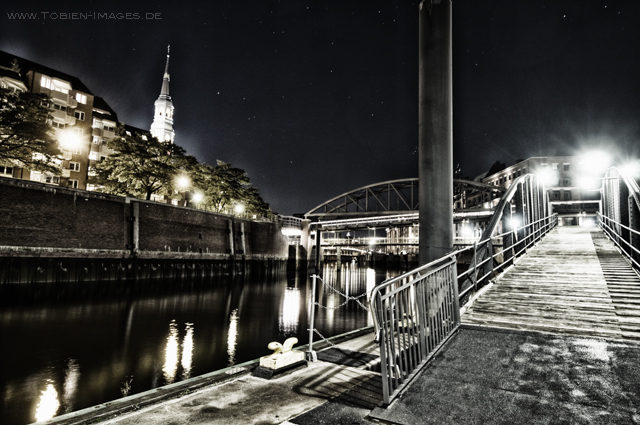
[[150, 45, 175, 143]]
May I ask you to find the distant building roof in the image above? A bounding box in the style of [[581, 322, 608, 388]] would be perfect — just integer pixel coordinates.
[[122, 123, 151, 138], [92, 96, 118, 122], [0, 50, 93, 95]]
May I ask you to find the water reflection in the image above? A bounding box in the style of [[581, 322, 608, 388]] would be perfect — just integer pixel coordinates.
[[163, 320, 179, 384], [227, 309, 239, 366], [181, 323, 194, 380], [1, 264, 403, 425], [62, 359, 80, 413], [279, 288, 300, 337], [35, 380, 59, 422]]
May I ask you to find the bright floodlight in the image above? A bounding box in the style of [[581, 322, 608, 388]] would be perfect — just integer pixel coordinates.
[[191, 192, 203, 203], [619, 161, 640, 178], [234, 204, 244, 214], [176, 175, 190, 189], [579, 151, 611, 174], [508, 217, 521, 230], [535, 168, 557, 187], [60, 131, 81, 151]]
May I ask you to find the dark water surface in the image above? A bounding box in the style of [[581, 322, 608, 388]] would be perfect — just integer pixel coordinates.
[[0, 262, 402, 425]]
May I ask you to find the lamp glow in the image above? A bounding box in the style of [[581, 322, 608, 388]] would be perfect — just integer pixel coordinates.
[[191, 192, 203, 203]]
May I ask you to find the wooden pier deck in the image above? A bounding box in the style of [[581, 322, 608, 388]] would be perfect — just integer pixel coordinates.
[[462, 226, 640, 341]]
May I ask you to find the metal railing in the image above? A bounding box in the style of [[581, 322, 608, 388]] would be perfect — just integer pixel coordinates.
[[598, 166, 640, 269], [371, 174, 557, 405], [370, 255, 460, 405]]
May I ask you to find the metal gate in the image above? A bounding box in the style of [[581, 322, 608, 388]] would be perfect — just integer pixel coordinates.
[[370, 255, 460, 405]]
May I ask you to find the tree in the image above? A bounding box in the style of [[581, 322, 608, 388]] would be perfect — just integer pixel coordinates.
[[90, 129, 189, 200], [0, 87, 61, 173], [190, 160, 271, 216]]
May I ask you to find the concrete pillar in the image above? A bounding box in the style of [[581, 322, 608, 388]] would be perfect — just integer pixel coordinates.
[[227, 219, 234, 256], [132, 201, 139, 254], [240, 222, 247, 256], [419, 0, 453, 264]]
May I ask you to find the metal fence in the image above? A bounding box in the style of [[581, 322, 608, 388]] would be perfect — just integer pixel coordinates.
[[370, 174, 558, 405], [370, 255, 460, 405]]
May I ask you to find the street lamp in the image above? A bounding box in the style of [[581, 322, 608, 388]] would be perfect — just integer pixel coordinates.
[[234, 203, 244, 216]]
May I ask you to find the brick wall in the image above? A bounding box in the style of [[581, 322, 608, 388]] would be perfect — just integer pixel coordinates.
[[0, 177, 289, 259]]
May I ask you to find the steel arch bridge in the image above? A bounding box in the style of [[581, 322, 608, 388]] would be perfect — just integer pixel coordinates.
[[305, 177, 505, 220]]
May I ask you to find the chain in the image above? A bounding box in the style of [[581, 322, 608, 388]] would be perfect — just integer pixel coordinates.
[[313, 275, 371, 311], [308, 327, 336, 347]]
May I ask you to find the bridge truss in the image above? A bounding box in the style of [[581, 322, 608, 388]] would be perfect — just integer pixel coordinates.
[[305, 178, 505, 220]]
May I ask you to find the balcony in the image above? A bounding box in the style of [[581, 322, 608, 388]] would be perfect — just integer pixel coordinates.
[[50, 90, 69, 104], [64, 114, 76, 126]]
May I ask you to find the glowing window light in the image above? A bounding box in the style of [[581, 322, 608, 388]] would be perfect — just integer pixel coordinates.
[[163, 320, 179, 384], [35, 381, 60, 422], [181, 323, 194, 380], [227, 309, 239, 366]]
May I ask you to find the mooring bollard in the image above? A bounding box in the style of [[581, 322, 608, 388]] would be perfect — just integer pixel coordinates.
[[306, 274, 318, 362]]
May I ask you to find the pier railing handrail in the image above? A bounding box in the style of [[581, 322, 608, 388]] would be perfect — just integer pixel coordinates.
[[370, 173, 557, 405], [599, 166, 640, 271]]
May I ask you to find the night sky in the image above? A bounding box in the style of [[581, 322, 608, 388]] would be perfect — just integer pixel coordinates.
[[1, 1, 638, 215]]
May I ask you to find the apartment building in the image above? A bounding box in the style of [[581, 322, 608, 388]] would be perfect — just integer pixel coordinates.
[[0, 50, 106, 190]]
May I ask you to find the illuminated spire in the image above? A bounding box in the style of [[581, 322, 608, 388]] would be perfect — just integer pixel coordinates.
[[150, 45, 175, 143], [160, 44, 170, 99]]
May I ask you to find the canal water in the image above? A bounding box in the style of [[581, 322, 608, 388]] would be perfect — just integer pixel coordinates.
[[0, 261, 404, 425]]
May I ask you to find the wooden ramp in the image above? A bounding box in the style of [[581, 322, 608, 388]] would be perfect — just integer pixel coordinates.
[[462, 226, 640, 341]]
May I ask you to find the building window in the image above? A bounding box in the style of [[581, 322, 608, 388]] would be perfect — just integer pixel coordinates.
[[0, 166, 13, 175], [100, 156, 107, 161], [564, 191, 572, 200], [564, 163, 570, 171], [75, 128, 83, 136], [563, 178, 571, 186], [53, 103, 67, 112], [74, 111, 85, 120], [76, 93, 87, 104], [52, 121, 66, 129], [68, 179, 79, 189], [104, 124, 115, 132], [553, 191, 560, 200], [92, 119, 102, 129], [552, 163, 558, 170], [40, 76, 52, 90], [69, 162, 80, 172], [89, 151, 99, 161]]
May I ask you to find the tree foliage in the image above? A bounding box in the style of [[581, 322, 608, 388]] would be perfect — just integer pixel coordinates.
[[90, 129, 190, 200], [0, 87, 61, 173], [190, 160, 270, 216], [89, 126, 272, 217]]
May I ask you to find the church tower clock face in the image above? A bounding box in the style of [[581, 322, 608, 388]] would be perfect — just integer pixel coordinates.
[[150, 45, 175, 144]]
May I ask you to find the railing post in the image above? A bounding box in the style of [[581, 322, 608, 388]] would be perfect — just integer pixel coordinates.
[[629, 197, 640, 266], [472, 241, 478, 291], [306, 274, 318, 362]]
